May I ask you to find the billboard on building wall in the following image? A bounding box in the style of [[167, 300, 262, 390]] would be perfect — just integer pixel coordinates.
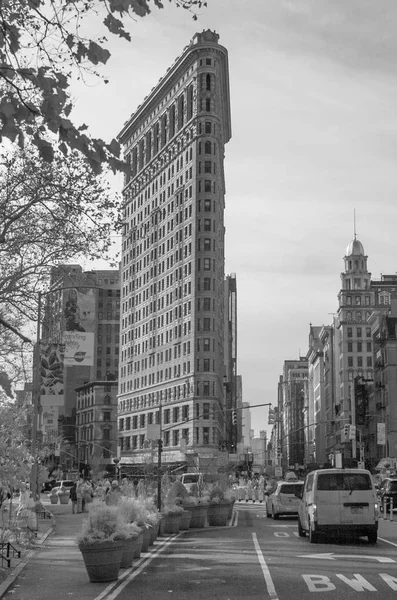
[[42, 405, 59, 441], [63, 287, 95, 333], [40, 343, 64, 406], [63, 331, 95, 366]]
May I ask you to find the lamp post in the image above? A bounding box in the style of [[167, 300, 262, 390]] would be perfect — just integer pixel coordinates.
[[157, 394, 163, 511]]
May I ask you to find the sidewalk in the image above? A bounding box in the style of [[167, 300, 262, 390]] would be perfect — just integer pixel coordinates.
[[0, 495, 86, 600]]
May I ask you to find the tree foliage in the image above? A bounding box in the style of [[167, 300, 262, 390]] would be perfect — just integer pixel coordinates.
[[0, 400, 32, 492], [0, 0, 207, 172], [0, 143, 122, 388]]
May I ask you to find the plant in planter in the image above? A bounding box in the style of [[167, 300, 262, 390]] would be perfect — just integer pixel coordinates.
[[224, 488, 237, 519], [161, 503, 184, 534], [48, 489, 58, 504], [76, 500, 126, 582], [115, 521, 141, 569], [207, 486, 230, 527], [57, 485, 69, 505], [117, 497, 151, 555]]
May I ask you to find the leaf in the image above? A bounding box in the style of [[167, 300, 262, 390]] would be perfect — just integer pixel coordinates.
[[87, 41, 111, 66], [107, 138, 121, 158], [103, 14, 131, 41], [0, 372, 13, 398]]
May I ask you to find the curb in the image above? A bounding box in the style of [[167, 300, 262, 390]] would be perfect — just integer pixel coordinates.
[[0, 515, 55, 600]]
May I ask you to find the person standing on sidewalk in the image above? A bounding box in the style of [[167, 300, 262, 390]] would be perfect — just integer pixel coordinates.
[[76, 476, 84, 513], [70, 482, 78, 514]]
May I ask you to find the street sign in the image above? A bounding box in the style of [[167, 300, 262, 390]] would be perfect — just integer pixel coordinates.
[[275, 466, 282, 477]]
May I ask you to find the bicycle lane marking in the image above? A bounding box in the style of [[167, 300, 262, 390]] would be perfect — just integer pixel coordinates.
[[252, 532, 279, 600], [92, 534, 180, 600]]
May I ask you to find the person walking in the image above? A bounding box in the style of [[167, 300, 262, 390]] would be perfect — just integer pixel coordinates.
[[70, 482, 78, 514], [76, 476, 84, 513]]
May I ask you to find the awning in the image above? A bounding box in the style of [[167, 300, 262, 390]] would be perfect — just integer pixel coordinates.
[[375, 457, 396, 471]]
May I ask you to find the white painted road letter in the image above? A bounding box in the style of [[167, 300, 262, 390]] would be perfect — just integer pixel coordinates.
[[336, 574, 376, 591], [302, 575, 336, 592]]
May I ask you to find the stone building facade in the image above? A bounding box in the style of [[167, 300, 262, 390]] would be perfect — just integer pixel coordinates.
[[117, 31, 232, 473]]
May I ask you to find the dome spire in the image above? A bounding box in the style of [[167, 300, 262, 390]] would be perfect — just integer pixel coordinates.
[[353, 208, 356, 240]]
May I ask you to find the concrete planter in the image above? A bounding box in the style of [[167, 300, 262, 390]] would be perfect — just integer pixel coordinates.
[[78, 540, 124, 582]]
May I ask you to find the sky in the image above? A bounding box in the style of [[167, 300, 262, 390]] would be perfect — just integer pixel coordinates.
[[70, 0, 397, 437]]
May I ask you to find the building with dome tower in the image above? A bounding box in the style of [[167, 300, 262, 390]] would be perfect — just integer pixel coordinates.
[[333, 236, 397, 468]]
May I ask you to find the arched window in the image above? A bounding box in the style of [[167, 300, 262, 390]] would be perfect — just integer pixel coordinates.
[[346, 311, 352, 320], [103, 395, 111, 405], [356, 312, 362, 321]]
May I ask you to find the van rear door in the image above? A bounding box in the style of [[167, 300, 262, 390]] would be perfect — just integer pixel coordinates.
[[315, 472, 341, 525], [339, 472, 374, 525]]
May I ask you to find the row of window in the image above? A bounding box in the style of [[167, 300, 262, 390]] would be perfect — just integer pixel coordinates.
[[76, 409, 112, 424], [77, 394, 112, 410], [347, 342, 372, 352], [119, 425, 218, 450], [347, 356, 372, 368], [126, 361, 192, 390], [346, 327, 372, 338], [344, 311, 372, 322]]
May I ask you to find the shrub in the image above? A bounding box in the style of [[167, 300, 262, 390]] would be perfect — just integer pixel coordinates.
[[77, 501, 120, 544]]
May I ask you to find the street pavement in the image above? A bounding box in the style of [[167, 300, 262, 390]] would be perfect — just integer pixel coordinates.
[[1, 498, 397, 600]]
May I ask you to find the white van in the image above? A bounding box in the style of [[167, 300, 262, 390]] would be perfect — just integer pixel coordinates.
[[297, 468, 378, 544], [180, 472, 203, 492]]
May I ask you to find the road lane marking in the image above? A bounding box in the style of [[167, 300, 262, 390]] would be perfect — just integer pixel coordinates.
[[299, 552, 394, 563], [252, 532, 279, 600], [379, 536, 397, 548]]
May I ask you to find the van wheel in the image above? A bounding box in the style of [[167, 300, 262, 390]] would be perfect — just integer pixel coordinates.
[[368, 531, 377, 545], [266, 506, 272, 518], [298, 517, 306, 537], [272, 507, 279, 520], [308, 521, 318, 544]]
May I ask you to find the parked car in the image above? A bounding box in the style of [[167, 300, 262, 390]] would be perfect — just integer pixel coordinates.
[[296, 468, 378, 544], [50, 480, 76, 494], [266, 480, 304, 519], [378, 478, 397, 511], [180, 472, 203, 492]]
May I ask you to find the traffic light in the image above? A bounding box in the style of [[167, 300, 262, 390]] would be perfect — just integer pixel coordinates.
[[344, 424, 350, 437], [232, 409, 237, 425], [268, 407, 275, 425]]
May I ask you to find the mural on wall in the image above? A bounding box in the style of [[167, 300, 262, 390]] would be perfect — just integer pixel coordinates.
[[63, 288, 95, 333], [40, 343, 64, 406]]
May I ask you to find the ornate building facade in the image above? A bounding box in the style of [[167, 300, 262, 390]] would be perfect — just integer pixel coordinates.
[[117, 31, 232, 473]]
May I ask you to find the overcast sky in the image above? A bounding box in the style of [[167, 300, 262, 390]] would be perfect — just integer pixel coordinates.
[[71, 0, 397, 436]]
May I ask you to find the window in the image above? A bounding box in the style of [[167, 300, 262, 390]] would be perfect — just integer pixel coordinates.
[[367, 342, 372, 352], [203, 403, 210, 419], [203, 358, 210, 371], [204, 258, 211, 270], [347, 327, 353, 338], [347, 311, 352, 320], [348, 357, 353, 367], [367, 356, 372, 367], [357, 356, 363, 367], [204, 238, 211, 251], [347, 342, 353, 352], [204, 199, 212, 212], [356, 312, 362, 321], [204, 180, 212, 192], [173, 406, 179, 423], [203, 318, 211, 331], [205, 121, 211, 134], [182, 405, 189, 420], [204, 141, 212, 154], [173, 430, 179, 446], [103, 411, 111, 422], [203, 277, 211, 290], [204, 219, 211, 231], [140, 414, 145, 428], [365, 296, 370, 305], [164, 409, 170, 424], [203, 298, 211, 311], [205, 98, 211, 111], [355, 296, 361, 305], [203, 427, 210, 444], [357, 342, 362, 352], [103, 429, 110, 440], [366, 327, 371, 338], [203, 381, 210, 396], [164, 431, 170, 447], [346, 296, 352, 305], [357, 327, 362, 338]]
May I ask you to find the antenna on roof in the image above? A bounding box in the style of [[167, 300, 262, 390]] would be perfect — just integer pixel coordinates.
[[353, 208, 357, 240]]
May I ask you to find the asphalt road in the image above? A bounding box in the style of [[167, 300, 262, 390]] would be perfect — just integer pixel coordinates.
[[5, 502, 397, 600]]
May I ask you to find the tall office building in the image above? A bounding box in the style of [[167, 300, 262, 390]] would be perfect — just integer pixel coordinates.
[[117, 31, 232, 473], [41, 265, 120, 471]]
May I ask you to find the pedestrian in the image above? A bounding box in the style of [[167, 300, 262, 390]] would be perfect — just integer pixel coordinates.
[[76, 476, 84, 513], [105, 480, 122, 506], [70, 482, 78, 514], [81, 479, 94, 512], [245, 479, 253, 503]]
